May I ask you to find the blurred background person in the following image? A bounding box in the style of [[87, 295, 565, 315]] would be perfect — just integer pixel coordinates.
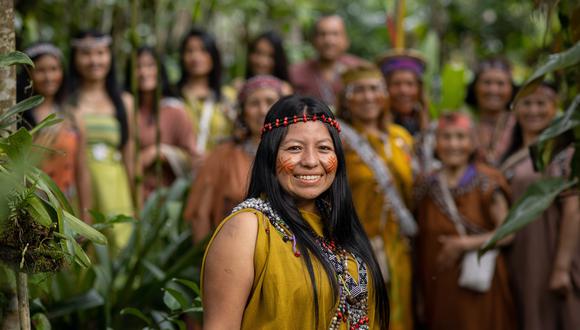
[[234, 31, 292, 95], [465, 57, 517, 166], [67, 30, 134, 248], [290, 14, 363, 109], [177, 28, 236, 155], [378, 50, 435, 174], [500, 83, 580, 330], [337, 64, 415, 330], [184, 75, 284, 244], [126, 46, 198, 199], [17, 42, 92, 222], [414, 112, 516, 330]]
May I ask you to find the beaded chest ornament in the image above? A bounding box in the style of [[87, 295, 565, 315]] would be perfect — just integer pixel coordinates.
[[232, 198, 370, 330]]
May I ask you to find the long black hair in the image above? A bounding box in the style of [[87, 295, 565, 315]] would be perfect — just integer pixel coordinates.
[[124, 46, 175, 120], [17, 42, 67, 128], [245, 31, 289, 82], [465, 56, 517, 111], [246, 95, 389, 329], [177, 28, 223, 101], [68, 30, 129, 149]]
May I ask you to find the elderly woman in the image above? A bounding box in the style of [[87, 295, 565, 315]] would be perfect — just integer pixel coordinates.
[[201, 95, 390, 329], [501, 83, 580, 330], [184, 75, 284, 243], [377, 50, 436, 174], [415, 112, 516, 330], [465, 57, 517, 165], [337, 63, 415, 330]]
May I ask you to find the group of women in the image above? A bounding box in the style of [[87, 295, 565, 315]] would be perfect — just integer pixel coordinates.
[[18, 25, 578, 330]]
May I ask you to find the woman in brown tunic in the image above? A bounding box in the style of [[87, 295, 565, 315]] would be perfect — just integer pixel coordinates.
[[501, 83, 580, 330], [465, 57, 517, 166], [184, 75, 284, 243], [127, 46, 198, 198], [415, 112, 516, 330]]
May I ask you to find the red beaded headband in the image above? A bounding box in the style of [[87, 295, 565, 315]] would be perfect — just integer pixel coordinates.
[[260, 113, 341, 137]]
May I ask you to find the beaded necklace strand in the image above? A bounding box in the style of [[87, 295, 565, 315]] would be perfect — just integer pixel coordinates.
[[232, 198, 370, 330]]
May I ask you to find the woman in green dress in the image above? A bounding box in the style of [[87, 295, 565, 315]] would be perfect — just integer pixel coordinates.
[[67, 30, 134, 248]]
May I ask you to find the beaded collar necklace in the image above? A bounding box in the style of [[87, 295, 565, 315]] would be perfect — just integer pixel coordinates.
[[260, 113, 341, 137], [232, 198, 370, 329]]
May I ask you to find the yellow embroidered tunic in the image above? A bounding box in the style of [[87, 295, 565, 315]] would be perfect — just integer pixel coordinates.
[[183, 86, 236, 153], [344, 123, 414, 330], [201, 208, 379, 329]]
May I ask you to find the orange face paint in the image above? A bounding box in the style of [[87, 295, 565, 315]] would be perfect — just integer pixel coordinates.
[[324, 155, 338, 174], [276, 156, 296, 174]]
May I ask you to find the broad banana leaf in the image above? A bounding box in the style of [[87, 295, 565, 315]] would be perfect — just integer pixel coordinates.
[[512, 41, 580, 104], [529, 95, 580, 170], [0, 51, 34, 67], [480, 177, 578, 256]]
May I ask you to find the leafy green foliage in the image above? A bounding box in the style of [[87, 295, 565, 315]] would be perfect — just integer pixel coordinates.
[[513, 41, 580, 104], [0, 51, 34, 67], [40, 178, 205, 329]]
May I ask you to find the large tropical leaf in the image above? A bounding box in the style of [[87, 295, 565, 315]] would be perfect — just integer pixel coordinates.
[[62, 210, 107, 245], [480, 177, 578, 255], [29, 113, 63, 136], [0, 51, 34, 67], [0, 95, 44, 127], [512, 41, 580, 104], [529, 95, 580, 170]]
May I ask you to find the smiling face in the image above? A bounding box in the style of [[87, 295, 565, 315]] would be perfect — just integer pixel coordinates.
[[313, 16, 349, 62], [386, 70, 420, 116], [31, 54, 63, 98], [436, 125, 475, 168], [515, 86, 558, 137], [474, 68, 513, 114], [183, 36, 213, 78], [249, 38, 275, 76], [137, 51, 158, 93], [74, 42, 112, 82], [345, 77, 387, 125], [276, 121, 337, 208], [243, 87, 280, 138]]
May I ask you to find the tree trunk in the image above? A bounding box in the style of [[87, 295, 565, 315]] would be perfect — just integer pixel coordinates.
[[0, 0, 16, 114], [0, 1, 19, 330], [15, 272, 29, 330]]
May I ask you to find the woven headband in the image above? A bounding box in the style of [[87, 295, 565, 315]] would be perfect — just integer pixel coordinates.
[[25, 43, 63, 60], [238, 75, 283, 104], [261, 113, 341, 137], [437, 112, 473, 131]]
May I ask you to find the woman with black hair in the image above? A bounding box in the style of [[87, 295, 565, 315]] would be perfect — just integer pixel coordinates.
[[17, 42, 92, 222], [465, 57, 517, 166], [500, 83, 580, 330], [239, 31, 292, 95], [177, 28, 236, 155], [184, 75, 284, 244], [202, 95, 389, 329], [67, 30, 134, 248], [126, 46, 197, 198]]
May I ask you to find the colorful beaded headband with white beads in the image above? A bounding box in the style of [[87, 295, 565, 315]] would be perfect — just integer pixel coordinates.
[[261, 113, 341, 137]]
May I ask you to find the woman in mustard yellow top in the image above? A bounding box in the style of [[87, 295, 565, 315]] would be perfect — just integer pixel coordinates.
[[337, 64, 415, 330], [202, 96, 390, 329]]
